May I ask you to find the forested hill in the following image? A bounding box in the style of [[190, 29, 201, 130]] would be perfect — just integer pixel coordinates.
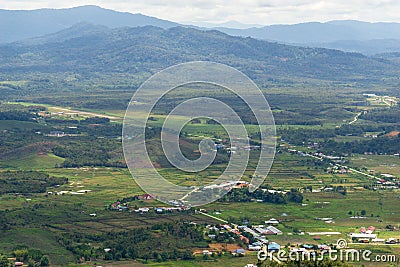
[[0, 24, 399, 96]]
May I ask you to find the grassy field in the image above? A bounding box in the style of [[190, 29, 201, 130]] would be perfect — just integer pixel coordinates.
[[349, 155, 400, 177], [148, 253, 259, 267], [0, 152, 64, 169], [0, 228, 75, 265]]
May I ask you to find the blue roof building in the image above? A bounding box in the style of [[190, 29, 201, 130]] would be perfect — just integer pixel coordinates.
[[268, 242, 281, 252]]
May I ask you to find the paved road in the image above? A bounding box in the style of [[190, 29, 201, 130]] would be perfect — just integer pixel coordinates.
[[49, 106, 119, 120], [303, 152, 381, 181], [348, 111, 363, 125]]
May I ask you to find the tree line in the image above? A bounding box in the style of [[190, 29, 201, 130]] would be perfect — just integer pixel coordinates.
[[57, 220, 206, 262], [219, 187, 303, 204]]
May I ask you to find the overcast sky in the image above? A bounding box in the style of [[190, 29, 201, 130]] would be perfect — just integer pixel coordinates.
[[0, 0, 399, 25]]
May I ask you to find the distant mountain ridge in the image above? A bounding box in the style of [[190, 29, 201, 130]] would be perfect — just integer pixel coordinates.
[[1, 24, 398, 84], [212, 20, 400, 55], [299, 39, 400, 55], [0, 5, 179, 43], [214, 20, 400, 43], [1, 5, 400, 55], [16, 22, 109, 46]]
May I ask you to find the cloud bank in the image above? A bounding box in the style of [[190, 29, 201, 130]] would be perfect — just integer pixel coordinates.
[[0, 0, 399, 25]]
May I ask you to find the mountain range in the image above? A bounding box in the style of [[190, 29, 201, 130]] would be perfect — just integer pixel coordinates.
[[0, 4, 400, 101], [0, 5, 178, 43], [213, 21, 400, 55], [2, 5, 400, 55], [0, 24, 398, 84]]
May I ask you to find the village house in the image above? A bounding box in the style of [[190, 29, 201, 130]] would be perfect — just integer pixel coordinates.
[[268, 242, 281, 252], [265, 218, 279, 225], [48, 131, 65, 137], [134, 207, 150, 213], [248, 244, 261, 251], [138, 193, 154, 200], [232, 248, 245, 256], [265, 226, 283, 235], [254, 225, 282, 235]]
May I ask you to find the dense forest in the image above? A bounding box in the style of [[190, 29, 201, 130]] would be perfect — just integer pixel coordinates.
[[319, 136, 400, 155], [0, 171, 68, 195], [360, 107, 400, 123], [280, 126, 400, 155], [52, 138, 124, 168], [57, 221, 205, 262], [219, 187, 303, 204]]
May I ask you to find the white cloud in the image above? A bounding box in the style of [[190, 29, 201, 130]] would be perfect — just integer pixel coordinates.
[[0, 0, 399, 25]]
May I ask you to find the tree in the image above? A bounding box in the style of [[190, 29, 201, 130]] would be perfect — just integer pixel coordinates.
[[155, 253, 163, 262], [0, 256, 9, 267], [13, 249, 28, 261], [39, 255, 49, 266], [182, 250, 195, 260], [361, 210, 366, 216]]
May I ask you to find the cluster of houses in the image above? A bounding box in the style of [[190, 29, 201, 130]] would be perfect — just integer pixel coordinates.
[[287, 145, 399, 192], [287, 148, 345, 163], [253, 225, 283, 236], [237, 218, 283, 245], [327, 165, 350, 174], [202, 220, 399, 266], [203, 217, 351, 263], [43, 130, 81, 138], [211, 139, 262, 155], [219, 224, 253, 245], [109, 202, 129, 212], [350, 226, 400, 244], [109, 194, 190, 214], [261, 188, 287, 195], [287, 148, 307, 157], [109, 202, 189, 214], [287, 243, 331, 255], [250, 242, 337, 259], [203, 221, 283, 258], [238, 219, 283, 251], [47, 130, 66, 137], [374, 174, 399, 189], [375, 178, 398, 189], [307, 187, 339, 193], [202, 180, 250, 190], [248, 241, 281, 252], [48, 189, 91, 196], [206, 218, 282, 246], [312, 152, 343, 162]]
